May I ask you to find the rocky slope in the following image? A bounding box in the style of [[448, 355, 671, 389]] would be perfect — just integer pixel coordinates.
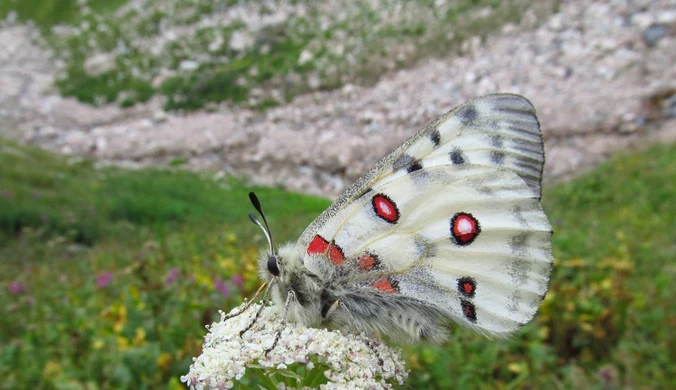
[[1, 0, 675, 197]]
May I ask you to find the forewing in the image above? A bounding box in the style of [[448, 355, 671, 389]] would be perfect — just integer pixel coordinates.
[[299, 93, 544, 247]]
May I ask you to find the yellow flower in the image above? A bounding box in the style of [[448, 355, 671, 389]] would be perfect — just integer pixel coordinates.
[[195, 272, 213, 288], [217, 256, 235, 272], [113, 304, 127, 333], [563, 258, 587, 268], [157, 352, 173, 373], [133, 327, 146, 346], [92, 339, 105, 350], [129, 285, 140, 301], [580, 323, 594, 333], [507, 362, 524, 374], [43, 361, 62, 377], [117, 336, 129, 351]]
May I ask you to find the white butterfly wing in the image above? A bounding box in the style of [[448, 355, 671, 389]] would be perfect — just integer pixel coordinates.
[[298, 94, 552, 336]]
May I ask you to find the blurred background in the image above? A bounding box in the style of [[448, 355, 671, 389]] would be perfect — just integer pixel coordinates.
[[1, 0, 675, 389]]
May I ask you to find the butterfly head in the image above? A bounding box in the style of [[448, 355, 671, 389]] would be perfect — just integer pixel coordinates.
[[248, 193, 324, 325], [248, 192, 281, 279], [266, 254, 280, 276], [248, 193, 305, 279]]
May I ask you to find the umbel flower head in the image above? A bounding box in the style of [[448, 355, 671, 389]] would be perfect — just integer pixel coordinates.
[[181, 302, 408, 389]]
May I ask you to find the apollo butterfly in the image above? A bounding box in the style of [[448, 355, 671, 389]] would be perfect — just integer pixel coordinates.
[[233, 94, 553, 352]]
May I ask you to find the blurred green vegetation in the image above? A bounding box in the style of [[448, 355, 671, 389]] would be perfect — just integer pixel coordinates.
[[1, 138, 675, 389], [0, 0, 126, 31]]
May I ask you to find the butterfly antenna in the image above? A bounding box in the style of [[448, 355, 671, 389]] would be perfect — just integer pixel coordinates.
[[248, 192, 275, 254]]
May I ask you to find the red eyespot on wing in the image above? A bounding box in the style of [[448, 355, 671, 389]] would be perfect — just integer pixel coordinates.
[[327, 242, 345, 266], [457, 277, 477, 298], [371, 278, 399, 293], [372, 194, 400, 224], [307, 235, 329, 255], [358, 253, 379, 271], [461, 299, 477, 323], [307, 235, 344, 266], [450, 212, 481, 246]]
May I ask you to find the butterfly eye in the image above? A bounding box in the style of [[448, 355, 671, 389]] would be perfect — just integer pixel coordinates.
[[267, 256, 280, 276]]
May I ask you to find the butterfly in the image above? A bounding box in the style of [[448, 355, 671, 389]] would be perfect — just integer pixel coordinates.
[[235, 93, 553, 353]]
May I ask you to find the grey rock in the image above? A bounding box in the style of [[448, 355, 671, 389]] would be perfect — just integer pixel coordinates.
[[662, 94, 676, 118], [642, 24, 668, 47], [84, 53, 116, 76]]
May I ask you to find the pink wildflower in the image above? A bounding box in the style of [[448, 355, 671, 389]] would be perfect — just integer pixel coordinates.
[[96, 272, 114, 288]]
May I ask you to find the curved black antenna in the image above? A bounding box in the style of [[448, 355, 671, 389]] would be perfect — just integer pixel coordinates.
[[248, 212, 273, 253], [248, 192, 275, 254]]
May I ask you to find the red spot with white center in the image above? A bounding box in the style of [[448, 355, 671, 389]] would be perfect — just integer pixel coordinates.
[[307, 235, 345, 266], [450, 212, 480, 246], [372, 194, 400, 224]]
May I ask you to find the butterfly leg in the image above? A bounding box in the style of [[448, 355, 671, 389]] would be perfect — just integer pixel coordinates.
[[240, 278, 277, 337], [224, 281, 268, 321], [337, 300, 384, 366], [265, 290, 295, 356]]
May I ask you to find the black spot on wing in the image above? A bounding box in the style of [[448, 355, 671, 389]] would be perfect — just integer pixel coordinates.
[[393, 153, 423, 174], [490, 134, 504, 148], [457, 277, 477, 298], [490, 150, 505, 165], [511, 204, 529, 227], [450, 147, 467, 164], [484, 119, 500, 131], [509, 232, 530, 255], [461, 299, 477, 323], [406, 161, 423, 173], [458, 104, 478, 124], [429, 130, 441, 147]]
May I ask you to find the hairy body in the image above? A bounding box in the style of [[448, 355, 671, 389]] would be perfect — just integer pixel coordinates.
[[263, 244, 450, 344]]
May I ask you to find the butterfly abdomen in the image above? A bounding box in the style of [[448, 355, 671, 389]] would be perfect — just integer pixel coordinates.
[[337, 291, 450, 343]]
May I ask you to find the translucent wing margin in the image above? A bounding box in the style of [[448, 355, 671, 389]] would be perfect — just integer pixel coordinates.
[[298, 93, 545, 247]]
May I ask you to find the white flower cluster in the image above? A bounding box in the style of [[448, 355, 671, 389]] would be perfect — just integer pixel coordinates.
[[181, 303, 408, 389]]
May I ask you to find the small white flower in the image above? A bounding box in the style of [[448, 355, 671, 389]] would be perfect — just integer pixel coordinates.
[[181, 303, 408, 389]]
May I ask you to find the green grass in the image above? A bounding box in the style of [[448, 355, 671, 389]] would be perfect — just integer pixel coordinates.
[[0, 0, 126, 31], [0, 139, 326, 247], [1, 139, 674, 389]]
